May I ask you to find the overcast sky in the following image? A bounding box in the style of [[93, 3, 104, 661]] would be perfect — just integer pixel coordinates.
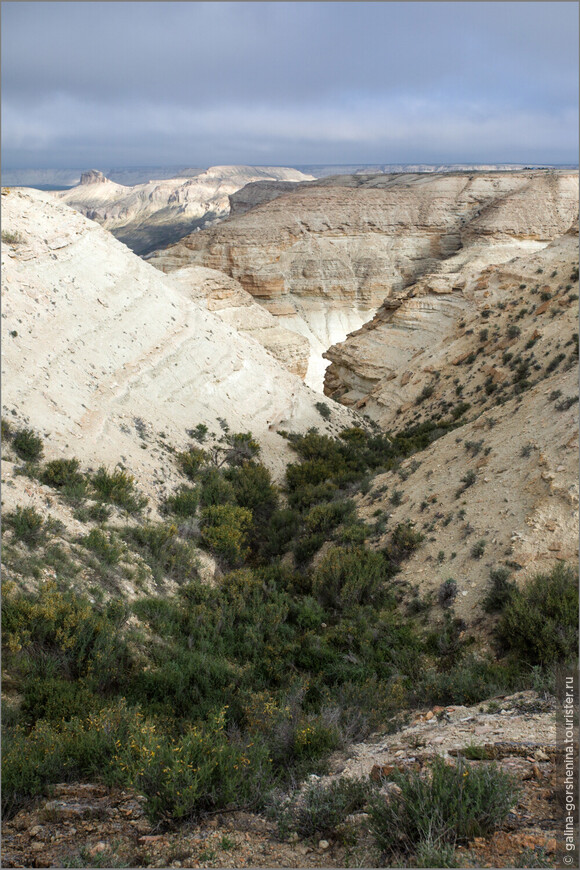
[[2, 1, 578, 169]]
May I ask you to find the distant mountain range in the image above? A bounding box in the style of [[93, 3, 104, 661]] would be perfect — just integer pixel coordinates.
[[3, 163, 577, 189]]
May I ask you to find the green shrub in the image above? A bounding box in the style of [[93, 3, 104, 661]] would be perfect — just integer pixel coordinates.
[[304, 499, 354, 534], [2, 580, 132, 692], [293, 531, 326, 566], [110, 707, 271, 823], [21, 678, 102, 724], [471, 539, 486, 559], [123, 523, 199, 582], [415, 655, 522, 707], [177, 446, 208, 480], [12, 428, 43, 461], [163, 485, 199, 517], [261, 509, 301, 559], [226, 462, 278, 522], [81, 528, 123, 565], [496, 563, 578, 665], [312, 546, 389, 610], [200, 504, 253, 566], [188, 423, 209, 443], [455, 469, 476, 497], [2, 700, 138, 820], [315, 401, 331, 420], [451, 402, 471, 420], [383, 523, 424, 566], [3, 506, 46, 547], [198, 468, 236, 507], [438, 579, 457, 609], [223, 432, 260, 466], [1, 230, 24, 245], [90, 467, 147, 512], [482, 567, 517, 613], [415, 384, 434, 405], [369, 756, 519, 861], [276, 777, 373, 839], [40, 458, 84, 490]]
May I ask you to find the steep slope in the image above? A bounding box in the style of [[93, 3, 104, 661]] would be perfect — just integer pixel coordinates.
[[324, 229, 579, 423], [0, 187, 356, 503], [150, 170, 578, 390], [51, 165, 314, 256], [162, 265, 311, 379]]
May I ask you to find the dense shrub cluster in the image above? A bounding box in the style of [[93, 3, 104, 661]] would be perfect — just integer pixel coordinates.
[[2, 420, 576, 837]]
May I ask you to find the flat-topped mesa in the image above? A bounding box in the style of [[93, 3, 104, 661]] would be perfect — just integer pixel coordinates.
[[80, 169, 109, 185], [151, 170, 578, 391]]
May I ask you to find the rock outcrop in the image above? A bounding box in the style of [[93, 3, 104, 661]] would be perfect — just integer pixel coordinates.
[[152, 170, 578, 391], [51, 165, 314, 256]]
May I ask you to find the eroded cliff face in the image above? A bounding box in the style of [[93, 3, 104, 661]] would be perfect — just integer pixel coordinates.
[[150, 170, 578, 391], [51, 166, 314, 256]]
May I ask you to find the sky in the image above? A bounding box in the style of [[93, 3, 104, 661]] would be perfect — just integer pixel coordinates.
[[1, 1, 578, 169]]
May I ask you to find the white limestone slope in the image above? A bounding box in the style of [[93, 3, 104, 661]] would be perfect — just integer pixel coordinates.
[[0, 188, 356, 494]]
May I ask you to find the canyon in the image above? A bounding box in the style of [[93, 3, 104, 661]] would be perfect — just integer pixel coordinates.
[[51, 165, 314, 256], [149, 170, 578, 391], [1, 169, 578, 870]]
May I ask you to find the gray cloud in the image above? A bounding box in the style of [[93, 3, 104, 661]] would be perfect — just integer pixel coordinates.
[[2, 1, 578, 168]]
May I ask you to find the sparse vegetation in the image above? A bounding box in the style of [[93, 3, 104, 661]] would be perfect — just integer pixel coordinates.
[[1, 230, 24, 245]]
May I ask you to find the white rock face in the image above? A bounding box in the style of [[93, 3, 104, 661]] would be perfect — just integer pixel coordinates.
[[150, 169, 579, 392], [0, 188, 356, 495], [51, 165, 315, 255]]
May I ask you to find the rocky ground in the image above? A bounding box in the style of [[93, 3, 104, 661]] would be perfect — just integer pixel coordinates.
[[1, 691, 566, 869]]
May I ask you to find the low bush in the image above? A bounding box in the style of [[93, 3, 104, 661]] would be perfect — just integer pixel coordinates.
[[41, 458, 84, 490], [200, 504, 253, 566], [2, 701, 138, 820], [3, 506, 46, 548], [482, 567, 517, 613], [198, 468, 236, 507], [110, 707, 271, 823], [369, 756, 519, 861], [304, 499, 354, 534], [12, 428, 43, 461], [90, 467, 147, 513], [81, 528, 123, 566], [383, 523, 424, 568], [471, 539, 487, 559], [496, 562, 578, 665], [163, 486, 199, 517], [312, 546, 390, 611], [438, 579, 457, 609], [272, 777, 373, 840], [177, 446, 208, 480], [123, 523, 199, 583]]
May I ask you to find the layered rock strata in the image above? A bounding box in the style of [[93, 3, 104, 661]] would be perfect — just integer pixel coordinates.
[[0, 188, 356, 499], [153, 170, 578, 391], [52, 165, 314, 256]]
